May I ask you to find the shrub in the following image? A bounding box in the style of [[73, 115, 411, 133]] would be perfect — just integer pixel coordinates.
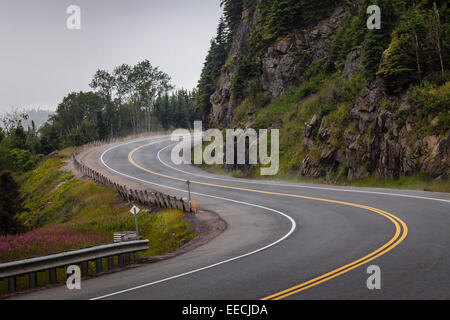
[[8, 149, 36, 172], [0, 171, 23, 235]]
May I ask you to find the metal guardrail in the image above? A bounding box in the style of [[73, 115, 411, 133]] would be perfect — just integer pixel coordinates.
[[0, 240, 149, 293]]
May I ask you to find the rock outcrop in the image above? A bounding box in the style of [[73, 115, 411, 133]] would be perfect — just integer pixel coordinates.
[[300, 77, 450, 181], [261, 7, 351, 98], [204, 3, 449, 182]]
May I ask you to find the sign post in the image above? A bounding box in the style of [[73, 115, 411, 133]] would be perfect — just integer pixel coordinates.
[[130, 205, 141, 237]]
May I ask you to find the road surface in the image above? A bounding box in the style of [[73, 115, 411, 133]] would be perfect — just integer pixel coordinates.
[[12, 136, 450, 300]]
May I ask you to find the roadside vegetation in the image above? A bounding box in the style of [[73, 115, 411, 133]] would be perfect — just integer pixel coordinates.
[[1, 148, 196, 263], [0, 57, 199, 295], [0, 147, 196, 294]]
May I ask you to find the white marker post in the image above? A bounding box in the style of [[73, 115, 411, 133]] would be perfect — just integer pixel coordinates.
[[186, 180, 191, 202], [130, 205, 141, 237]]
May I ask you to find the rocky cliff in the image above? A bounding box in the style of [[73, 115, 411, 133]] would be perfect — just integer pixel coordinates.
[[201, 1, 449, 182]]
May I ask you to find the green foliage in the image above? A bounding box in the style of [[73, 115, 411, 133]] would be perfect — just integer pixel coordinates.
[[45, 92, 107, 147], [246, 78, 270, 106], [327, 0, 396, 78], [249, 0, 344, 56], [0, 112, 42, 172], [197, 0, 450, 184], [328, 14, 366, 72], [16, 150, 196, 257], [35, 59, 179, 151], [6, 125, 27, 150], [0, 149, 197, 279], [378, 2, 450, 90], [7, 149, 36, 172], [249, 73, 366, 175], [87, 60, 174, 137], [350, 172, 450, 193], [253, 77, 322, 129], [196, 17, 231, 115], [409, 81, 450, 138], [153, 90, 199, 130], [231, 56, 259, 99], [413, 81, 450, 114], [362, 29, 388, 78], [220, 0, 244, 40], [0, 171, 23, 235], [361, 0, 396, 78]]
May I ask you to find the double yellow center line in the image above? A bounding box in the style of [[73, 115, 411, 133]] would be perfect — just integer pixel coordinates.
[[128, 141, 408, 300]]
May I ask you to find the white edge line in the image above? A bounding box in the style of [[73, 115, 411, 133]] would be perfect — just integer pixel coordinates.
[[91, 140, 297, 300], [156, 142, 450, 204], [93, 136, 449, 300]]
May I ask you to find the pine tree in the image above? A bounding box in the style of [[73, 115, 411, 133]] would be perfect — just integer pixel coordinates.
[[0, 171, 23, 235], [196, 17, 231, 116], [220, 0, 244, 39], [361, 0, 396, 78]]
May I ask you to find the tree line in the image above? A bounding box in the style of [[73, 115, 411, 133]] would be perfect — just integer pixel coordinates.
[[0, 60, 198, 234], [0, 60, 199, 173], [44, 59, 199, 148]]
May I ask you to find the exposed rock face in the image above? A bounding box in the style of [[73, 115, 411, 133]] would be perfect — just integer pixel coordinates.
[[342, 48, 361, 79], [261, 7, 351, 98], [367, 115, 450, 181], [350, 78, 386, 132], [206, 4, 449, 182], [209, 6, 351, 128], [300, 78, 450, 181], [210, 73, 234, 128]]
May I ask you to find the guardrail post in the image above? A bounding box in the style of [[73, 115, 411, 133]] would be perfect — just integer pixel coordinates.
[[96, 258, 103, 273], [129, 253, 133, 264], [107, 256, 114, 271], [8, 277, 16, 293], [118, 254, 125, 268], [81, 261, 89, 277], [49, 268, 57, 284], [28, 272, 37, 289]]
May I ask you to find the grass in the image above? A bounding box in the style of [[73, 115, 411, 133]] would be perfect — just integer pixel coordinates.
[[348, 173, 450, 193], [0, 148, 196, 295], [198, 164, 450, 193]]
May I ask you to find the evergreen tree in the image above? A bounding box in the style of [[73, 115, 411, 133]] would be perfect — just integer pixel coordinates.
[[221, 0, 244, 40], [196, 17, 231, 116], [361, 0, 396, 78], [0, 171, 23, 235]]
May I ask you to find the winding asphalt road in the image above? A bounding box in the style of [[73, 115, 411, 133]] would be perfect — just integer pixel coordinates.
[[14, 135, 450, 300]]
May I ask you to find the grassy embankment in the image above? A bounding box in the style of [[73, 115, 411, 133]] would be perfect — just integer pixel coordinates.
[[0, 148, 196, 294]]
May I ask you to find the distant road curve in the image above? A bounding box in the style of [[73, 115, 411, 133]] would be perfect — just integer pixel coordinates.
[[13, 136, 450, 300]]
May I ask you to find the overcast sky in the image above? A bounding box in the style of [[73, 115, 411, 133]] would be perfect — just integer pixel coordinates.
[[0, 0, 223, 113]]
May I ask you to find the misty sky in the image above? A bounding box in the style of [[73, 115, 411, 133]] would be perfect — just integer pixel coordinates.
[[0, 0, 223, 113]]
